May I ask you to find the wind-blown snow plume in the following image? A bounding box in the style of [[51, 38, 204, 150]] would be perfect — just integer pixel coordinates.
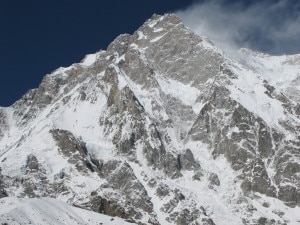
[[176, 0, 300, 55]]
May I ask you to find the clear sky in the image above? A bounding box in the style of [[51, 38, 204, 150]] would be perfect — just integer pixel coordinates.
[[1, 0, 299, 106]]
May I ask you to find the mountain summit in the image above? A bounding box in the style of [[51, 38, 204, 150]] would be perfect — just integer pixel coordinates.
[[0, 14, 300, 225]]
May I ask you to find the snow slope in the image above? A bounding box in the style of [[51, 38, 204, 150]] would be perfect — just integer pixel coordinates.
[[238, 48, 300, 103], [0, 197, 135, 225]]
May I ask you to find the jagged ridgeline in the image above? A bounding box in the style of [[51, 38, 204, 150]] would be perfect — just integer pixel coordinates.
[[0, 14, 300, 225]]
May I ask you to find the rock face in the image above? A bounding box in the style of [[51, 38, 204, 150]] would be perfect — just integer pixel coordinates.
[[0, 14, 300, 225]]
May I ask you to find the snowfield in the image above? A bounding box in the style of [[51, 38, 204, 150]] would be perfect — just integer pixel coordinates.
[[0, 197, 136, 225]]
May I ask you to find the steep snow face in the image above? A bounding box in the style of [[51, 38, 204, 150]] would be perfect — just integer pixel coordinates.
[[0, 197, 136, 225], [0, 13, 300, 225], [227, 60, 288, 129], [238, 48, 300, 103]]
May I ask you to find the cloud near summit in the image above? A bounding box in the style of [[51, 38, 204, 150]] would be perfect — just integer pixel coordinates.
[[175, 0, 300, 55]]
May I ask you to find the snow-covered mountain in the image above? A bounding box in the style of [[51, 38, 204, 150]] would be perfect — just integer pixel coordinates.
[[0, 14, 300, 225]]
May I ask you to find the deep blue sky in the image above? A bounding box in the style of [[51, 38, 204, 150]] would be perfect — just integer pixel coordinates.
[[0, 0, 195, 106], [1, 0, 299, 106]]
